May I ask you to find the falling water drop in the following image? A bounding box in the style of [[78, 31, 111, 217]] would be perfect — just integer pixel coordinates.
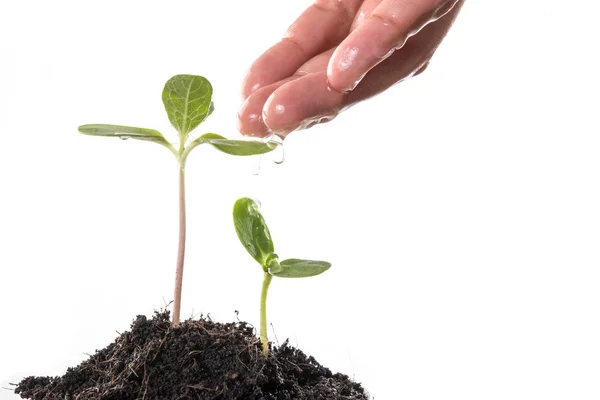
[[270, 136, 285, 165], [252, 155, 263, 176]]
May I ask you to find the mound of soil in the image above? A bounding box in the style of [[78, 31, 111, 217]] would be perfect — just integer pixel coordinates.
[[14, 311, 367, 399]]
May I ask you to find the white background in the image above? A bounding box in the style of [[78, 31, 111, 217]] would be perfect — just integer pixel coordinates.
[[1, 1, 599, 399]]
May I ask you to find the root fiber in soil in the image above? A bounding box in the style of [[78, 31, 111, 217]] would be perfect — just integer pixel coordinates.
[[14, 311, 367, 400]]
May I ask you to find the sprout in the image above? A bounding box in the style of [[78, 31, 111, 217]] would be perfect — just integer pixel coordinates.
[[79, 75, 278, 326], [233, 197, 331, 356]]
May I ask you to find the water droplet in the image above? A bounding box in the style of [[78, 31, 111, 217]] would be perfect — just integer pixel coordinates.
[[270, 136, 285, 165], [252, 198, 262, 209], [260, 131, 275, 144], [120, 136, 130, 141], [252, 155, 263, 176], [297, 113, 338, 131]]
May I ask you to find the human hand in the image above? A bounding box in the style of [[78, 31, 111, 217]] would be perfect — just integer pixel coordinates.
[[238, 0, 464, 138]]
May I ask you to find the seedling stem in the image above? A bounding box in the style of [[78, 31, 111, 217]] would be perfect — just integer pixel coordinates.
[[260, 271, 273, 356], [173, 162, 187, 326]]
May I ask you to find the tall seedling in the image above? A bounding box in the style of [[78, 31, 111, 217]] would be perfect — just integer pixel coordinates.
[[79, 75, 278, 326]]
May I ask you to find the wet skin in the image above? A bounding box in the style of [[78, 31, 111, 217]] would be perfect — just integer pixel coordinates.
[[238, 0, 465, 138]]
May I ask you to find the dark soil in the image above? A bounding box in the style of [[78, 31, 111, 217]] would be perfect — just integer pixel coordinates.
[[14, 311, 367, 400]]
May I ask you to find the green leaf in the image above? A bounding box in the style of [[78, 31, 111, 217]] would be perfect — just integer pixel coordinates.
[[233, 197, 275, 269], [200, 133, 278, 156], [271, 259, 331, 278], [162, 75, 213, 138], [78, 124, 171, 147]]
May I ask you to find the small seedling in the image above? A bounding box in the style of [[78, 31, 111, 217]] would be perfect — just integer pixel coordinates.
[[79, 75, 278, 326], [233, 197, 331, 356]]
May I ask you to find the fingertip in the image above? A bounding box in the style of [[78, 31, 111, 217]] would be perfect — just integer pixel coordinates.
[[263, 72, 345, 134], [262, 93, 294, 134], [237, 92, 271, 138]]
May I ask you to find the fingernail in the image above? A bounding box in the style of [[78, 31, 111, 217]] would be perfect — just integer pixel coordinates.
[[262, 95, 296, 135], [241, 80, 263, 100], [262, 95, 286, 123], [238, 97, 268, 137], [328, 46, 362, 93]]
